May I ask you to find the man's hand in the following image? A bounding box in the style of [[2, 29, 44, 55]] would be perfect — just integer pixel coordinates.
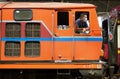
[[83, 28, 86, 32]]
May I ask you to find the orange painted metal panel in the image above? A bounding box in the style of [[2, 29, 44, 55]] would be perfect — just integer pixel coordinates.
[[54, 42, 73, 60], [32, 9, 54, 33], [90, 9, 101, 36], [38, 41, 53, 60], [2, 9, 14, 20], [74, 41, 102, 60]]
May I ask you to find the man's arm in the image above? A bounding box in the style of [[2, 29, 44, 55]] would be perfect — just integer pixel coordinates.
[[75, 19, 80, 28]]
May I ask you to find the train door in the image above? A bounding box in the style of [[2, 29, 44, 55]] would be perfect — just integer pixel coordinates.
[[74, 10, 102, 61], [74, 11, 91, 60], [53, 10, 73, 62], [108, 16, 118, 65], [102, 19, 109, 60]]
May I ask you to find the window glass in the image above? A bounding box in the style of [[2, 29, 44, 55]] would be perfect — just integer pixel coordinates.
[[14, 9, 32, 21]]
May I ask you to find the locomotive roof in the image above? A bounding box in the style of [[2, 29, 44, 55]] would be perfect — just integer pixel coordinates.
[[0, 2, 8, 8], [0, 2, 96, 9]]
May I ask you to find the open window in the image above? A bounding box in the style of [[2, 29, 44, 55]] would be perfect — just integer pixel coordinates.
[[75, 12, 89, 20], [75, 12, 90, 34], [57, 12, 69, 30]]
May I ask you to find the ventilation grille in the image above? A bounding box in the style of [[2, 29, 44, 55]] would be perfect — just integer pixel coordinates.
[[25, 42, 40, 56], [5, 42, 20, 56], [6, 23, 21, 37], [25, 23, 40, 37]]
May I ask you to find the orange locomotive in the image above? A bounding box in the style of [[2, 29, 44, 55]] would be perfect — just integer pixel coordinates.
[[0, 2, 102, 79]]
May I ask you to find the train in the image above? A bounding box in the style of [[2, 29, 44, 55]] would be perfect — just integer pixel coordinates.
[[0, 1, 104, 79], [97, 6, 120, 79]]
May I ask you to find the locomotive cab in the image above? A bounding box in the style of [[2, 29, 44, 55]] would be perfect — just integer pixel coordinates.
[[53, 6, 102, 62], [0, 2, 102, 62], [0, 2, 103, 79]]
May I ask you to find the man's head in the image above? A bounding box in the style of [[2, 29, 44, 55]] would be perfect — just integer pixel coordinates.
[[80, 13, 87, 21]]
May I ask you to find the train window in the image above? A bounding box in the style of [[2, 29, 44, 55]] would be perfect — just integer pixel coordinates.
[[57, 12, 69, 30], [5, 42, 20, 57], [75, 12, 90, 34], [25, 23, 40, 37], [102, 20, 108, 44], [6, 23, 21, 37], [25, 41, 40, 57], [14, 9, 32, 21]]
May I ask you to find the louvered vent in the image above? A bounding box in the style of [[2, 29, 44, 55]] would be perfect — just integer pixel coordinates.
[[6, 23, 21, 37], [25, 42, 40, 56], [25, 23, 40, 37], [5, 42, 20, 56]]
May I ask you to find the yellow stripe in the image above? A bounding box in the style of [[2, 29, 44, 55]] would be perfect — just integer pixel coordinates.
[[118, 50, 120, 54], [100, 50, 104, 56]]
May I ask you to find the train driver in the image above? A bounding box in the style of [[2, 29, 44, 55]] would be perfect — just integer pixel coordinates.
[[75, 13, 89, 34]]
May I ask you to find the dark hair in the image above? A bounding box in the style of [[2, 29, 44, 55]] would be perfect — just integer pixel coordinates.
[[80, 13, 87, 19]]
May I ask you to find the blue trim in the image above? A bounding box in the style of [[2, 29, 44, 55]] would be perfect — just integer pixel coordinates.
[[1, 37, 102, 42], [1, 38, 53, 41], [74, 37, 102, 41], [54, 38, 73, 41]]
